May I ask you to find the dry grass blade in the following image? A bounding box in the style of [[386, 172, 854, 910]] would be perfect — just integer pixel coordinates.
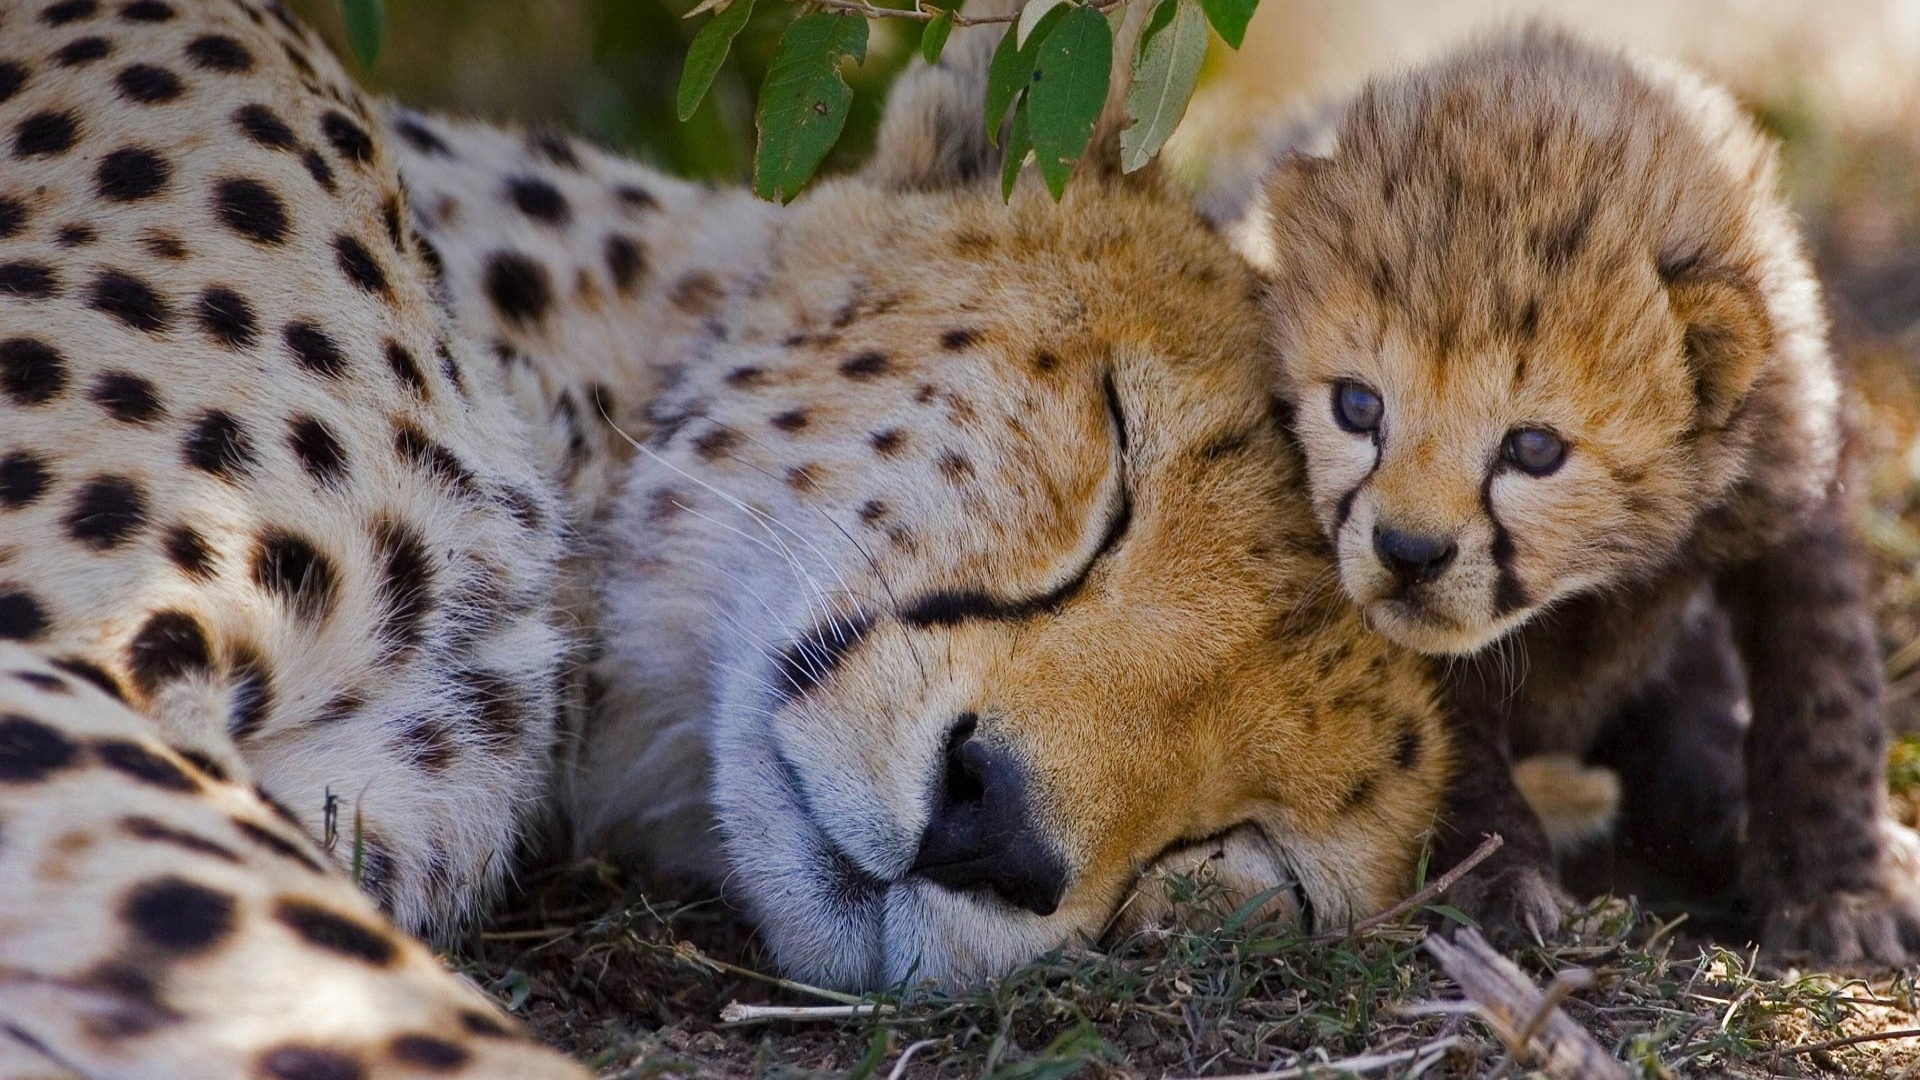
[[1314, 833, 1505, 942], [1180, 1036, 1462, 1079], [1423, 929, 1630, 1080]]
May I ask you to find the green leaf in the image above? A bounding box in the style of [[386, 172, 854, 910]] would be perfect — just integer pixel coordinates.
[[1221, 884, 1291, 933], [1000, 98, 1032, 200], [1026, 4, 1111, 199], [983, 3, 1067, 145], [1425, 903, 1479, 928], [677, 0, 757, 122], [1119, 0, 1207, 172], [752, 13, 869, 203], [338, 0, 382, 70], [920, 8, 954, 65], [1016, 0, 1066, 47], [1195, 0, 1256, 48], [1137, 0, 1177, 54]]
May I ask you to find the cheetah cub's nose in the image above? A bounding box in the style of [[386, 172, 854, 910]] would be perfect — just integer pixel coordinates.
[[911, 715, 1068, 916], [1373, 527, 1458, 586]]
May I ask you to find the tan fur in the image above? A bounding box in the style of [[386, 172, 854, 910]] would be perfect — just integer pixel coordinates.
[[1253, 25, 1920, 963]]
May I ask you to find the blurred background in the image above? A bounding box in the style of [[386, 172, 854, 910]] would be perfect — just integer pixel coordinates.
[[288, 0, 1920, 732]]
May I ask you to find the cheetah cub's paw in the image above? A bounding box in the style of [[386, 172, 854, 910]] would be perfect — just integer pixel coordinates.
[[1443, 862, 1576, 948], [1758, 821, 1920, 967]]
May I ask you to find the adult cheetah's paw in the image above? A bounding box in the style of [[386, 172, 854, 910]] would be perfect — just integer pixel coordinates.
[[1442, 861, 1575, 947], [1758, 821, 1920, 967]]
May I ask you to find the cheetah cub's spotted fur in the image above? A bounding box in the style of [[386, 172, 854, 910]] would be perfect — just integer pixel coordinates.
[[1253, 26, 1920, 962], [1, 0, 1453, 1072]]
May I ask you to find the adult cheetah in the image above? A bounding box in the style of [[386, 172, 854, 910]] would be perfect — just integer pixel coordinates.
[[0, 0, 1451, 1073]]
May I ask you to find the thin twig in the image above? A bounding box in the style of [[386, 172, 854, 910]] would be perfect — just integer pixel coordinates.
[[1174, 1036, 1462, 1080], [673, 941, 867, 1005], [1774, 1026, 1920, 1059], [686, 0, 1129, 28], [1312, 833, 1505, 941], [719, 1001, 897, 1025], [887, 1037, 944, 1080]]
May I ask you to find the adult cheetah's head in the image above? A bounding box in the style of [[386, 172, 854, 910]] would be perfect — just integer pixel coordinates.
[[1256, 25, 1832, 656], [581, 26, 1450, 989]]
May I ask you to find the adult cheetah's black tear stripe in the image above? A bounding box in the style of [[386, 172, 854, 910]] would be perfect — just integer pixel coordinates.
[[899, 374, 1132, 628]]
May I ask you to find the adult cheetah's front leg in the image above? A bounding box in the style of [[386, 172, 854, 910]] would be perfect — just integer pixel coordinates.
[[0, 645, 587, 1080], [1719, 496, 1920, 963]]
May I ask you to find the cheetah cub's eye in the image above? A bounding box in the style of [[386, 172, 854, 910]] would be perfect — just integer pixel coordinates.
[[1332, 381, 1384, 434], [1502, 428, 1567, 476]]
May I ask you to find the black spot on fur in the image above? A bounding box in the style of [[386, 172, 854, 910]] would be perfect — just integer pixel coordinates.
[[527, 131, 579, 169], [389, 1034, 470, 1070], [54, 36, 112, 66], [97, 146, 170, 200], [0, 712, 77, 781], [0, 196, 24, 238], [283, 321, 347, 377], [87, 269, 171, 332], [234, 818, 324, 872], [301, 147, 335, 193], [14, 669, 66, 692], [51, 656, 123, 701], [122, 877, 235, 953], [234, 102, 295, 148], [392, 421, 475, 492], [0, 63, 25, 106], [482, 251, 552, 327], [941, 328, 977, 350], [287, 415, 348, 487], [691, 426, 737, 460], [14, 110, 79, 156], [458, 1010, 510, 1038], [614, 182, 656, 211], [1340, 770, 1378, 814], [89, 372, 163, 423], [214, 177, 289, 244], [163, 524, 216, 579], [64, 474, 146, 549], [1394, 722, 1422, 769], [115, 63, 184, 105], [122, 816, 240, 862], [839, 351, 889, 379], [505, 175, 569, 225], [0, 590, 49, 641], [127, 610, 212, 694], [226, 644, 273, 738], [196, 286, 258, 348], [319, 110, 373, 164], [605, 233, 644, 292], [0, 452, 50, 508], [372, 518, 433, 650], [119, 1, 174, 21], [183, 410, 256, 478], [251, 530, 339, 622], [42, 0, 99, 25], [186, 34, 253, 72], [95, 739, 197, 792], [55, 223, 95, 246], [258, 1045, 365, 1080], [1, 338, 66, 404], [391, 115, 449, 156], [0, 261, 59, 300], [273, 898, 397, 966], [771, 409, 809, 432], [333, 233, 388, 295], [384, 340, 427, 398]]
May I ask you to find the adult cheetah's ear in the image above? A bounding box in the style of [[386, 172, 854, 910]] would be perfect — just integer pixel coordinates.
[[1663, 259, 1772, 432], [863, 6, 1012, 192], [865, 0, 1148, 193]]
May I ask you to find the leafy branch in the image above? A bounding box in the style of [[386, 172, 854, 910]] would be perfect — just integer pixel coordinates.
[[680, 0, 1261, 202]]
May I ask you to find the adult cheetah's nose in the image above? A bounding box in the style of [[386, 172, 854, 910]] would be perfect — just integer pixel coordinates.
[[1373, 526, 1457, 586], [910, 715, 1067, 917]]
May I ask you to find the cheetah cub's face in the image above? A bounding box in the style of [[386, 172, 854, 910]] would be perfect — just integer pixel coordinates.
[[1259, 27, 1796, 655]]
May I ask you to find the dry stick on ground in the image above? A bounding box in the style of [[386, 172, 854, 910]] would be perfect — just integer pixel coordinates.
[[1773, 1026, 1920, 1063], [1311, 833, 1506, 942], [1424, 930, 1631, 1080], [1179, 1036, 1463, 1080], [719, 1002, 897, 1026]]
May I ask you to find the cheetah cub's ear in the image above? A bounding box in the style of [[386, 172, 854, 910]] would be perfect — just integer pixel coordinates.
[[1664, 256, 1773, 432]]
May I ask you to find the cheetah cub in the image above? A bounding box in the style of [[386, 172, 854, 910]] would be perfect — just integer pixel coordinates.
[[1250, 25, 1920, 962]]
